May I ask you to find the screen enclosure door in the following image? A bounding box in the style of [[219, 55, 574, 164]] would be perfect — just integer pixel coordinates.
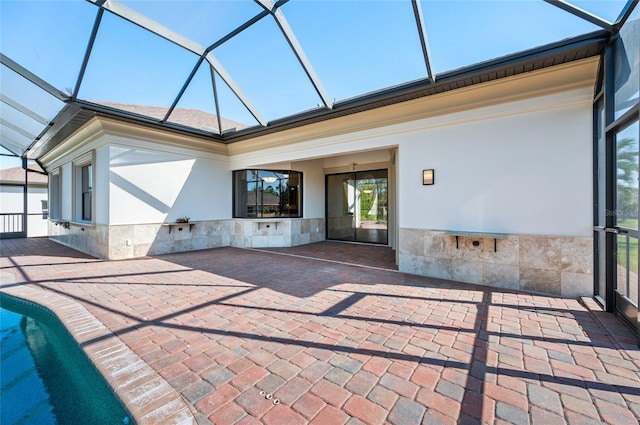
[[326, 170, 388, 244], [614, 122, 639, 333]]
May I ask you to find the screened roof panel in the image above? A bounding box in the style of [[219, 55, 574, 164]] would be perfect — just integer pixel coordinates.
[[0, 124, 33, 156], [283, 0, 428, 102], [0, 65, 65, 121], [1, 102, 45, 140], [614, 6, 639, 119], [0, 63, 66, 156], [119, 0, 262, 47], [77, 11, 202, 120], [213, 15, 323, 121], [0, 0, 96, 93], [0, 0, 635, 159], [213, 70, 262, 133], [166, 61, 221, 134], [570, 0, 629, 22], [422, 0, 602, 74]]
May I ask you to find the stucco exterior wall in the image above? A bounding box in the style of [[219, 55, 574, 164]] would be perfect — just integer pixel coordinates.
[[396, 94, 593, 236], [107, 143, 230, 225], [39, 57, 598, 296]]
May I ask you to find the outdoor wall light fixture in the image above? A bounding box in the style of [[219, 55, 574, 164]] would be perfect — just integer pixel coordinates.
[[423, 169, 434, 185]]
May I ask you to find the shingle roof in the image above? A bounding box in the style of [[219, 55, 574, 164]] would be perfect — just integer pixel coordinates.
[[247, 191, 280, 205], [92, 101, 249, 134], [0, 165, 48, 185]]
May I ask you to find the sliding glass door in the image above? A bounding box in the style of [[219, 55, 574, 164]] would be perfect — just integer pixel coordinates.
[[326, 170, 388, 244]]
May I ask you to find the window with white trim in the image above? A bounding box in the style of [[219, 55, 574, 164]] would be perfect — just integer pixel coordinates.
[[50, 170, 61, 220], [81, 164, 92, 221], [73, 154, 93, 222]]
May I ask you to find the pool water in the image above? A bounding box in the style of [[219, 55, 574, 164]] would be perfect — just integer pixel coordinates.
[[1, 295, 133, 425]]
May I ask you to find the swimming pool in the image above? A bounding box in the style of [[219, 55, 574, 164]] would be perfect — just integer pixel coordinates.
[[1, 294, 133, 425]]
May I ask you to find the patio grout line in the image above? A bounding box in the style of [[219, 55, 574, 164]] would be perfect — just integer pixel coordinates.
[[246, 247, 400, 273]]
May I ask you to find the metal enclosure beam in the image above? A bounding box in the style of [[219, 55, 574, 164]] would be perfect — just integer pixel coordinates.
[[205, 53, 267, 126], [88, 0, 266, 127], [411, 0, 436, 83], [544, 0, 614, 32], [210, 66, 223, 136], [615, 0, 638, 30], [73, 7, 104, 100], [163, 56, 207, 124], [255, 0, 333, 108], [22, 157, 28, 238], [208, 10, 270, 51], [0, 54, 69, 101]]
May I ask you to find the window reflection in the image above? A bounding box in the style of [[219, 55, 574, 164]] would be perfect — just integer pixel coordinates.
[[233, 170, 302, 218], [616, 121, 639, 230]]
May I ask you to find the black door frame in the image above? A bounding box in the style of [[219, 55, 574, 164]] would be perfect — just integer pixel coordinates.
[[325, 169, 389, 245]]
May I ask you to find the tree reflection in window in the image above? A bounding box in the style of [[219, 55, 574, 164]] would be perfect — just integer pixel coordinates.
[[233, 170, 302, 218]]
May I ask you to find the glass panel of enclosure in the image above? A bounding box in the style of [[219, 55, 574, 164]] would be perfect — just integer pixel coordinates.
[[615, 120, 640, 321], [614, 7, 639, 120], [597, 231, 607, 302], [571, 1, 631, 22], [0, 0, 96, 92], [617, 234, 639, 308], [233, 170, 302, 218], [616, 122, 639, 230]]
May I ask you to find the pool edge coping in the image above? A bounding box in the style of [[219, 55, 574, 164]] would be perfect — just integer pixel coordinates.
[[0, 283, 197, 425]]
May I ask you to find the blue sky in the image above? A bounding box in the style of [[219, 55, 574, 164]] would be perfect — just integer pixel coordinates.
[[0, 0, 631, 164]]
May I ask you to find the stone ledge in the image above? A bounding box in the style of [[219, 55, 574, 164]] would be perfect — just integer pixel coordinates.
[[0, 283, 196, 425]]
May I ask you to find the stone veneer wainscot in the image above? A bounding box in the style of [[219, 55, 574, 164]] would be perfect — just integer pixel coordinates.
[[49, 218, 325, 260], [398, 228, 593, 297]]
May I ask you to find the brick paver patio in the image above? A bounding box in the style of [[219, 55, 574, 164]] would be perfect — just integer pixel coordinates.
[[1, 238, 639, 425]]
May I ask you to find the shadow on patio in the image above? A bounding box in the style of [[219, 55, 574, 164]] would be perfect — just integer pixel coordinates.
[[1, 238, 639, 424]]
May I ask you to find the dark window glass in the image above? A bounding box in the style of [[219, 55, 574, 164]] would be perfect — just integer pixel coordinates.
[[50, 173, 60, 220], [81, 164, 92, 221], [233, 170, 302, 218]]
